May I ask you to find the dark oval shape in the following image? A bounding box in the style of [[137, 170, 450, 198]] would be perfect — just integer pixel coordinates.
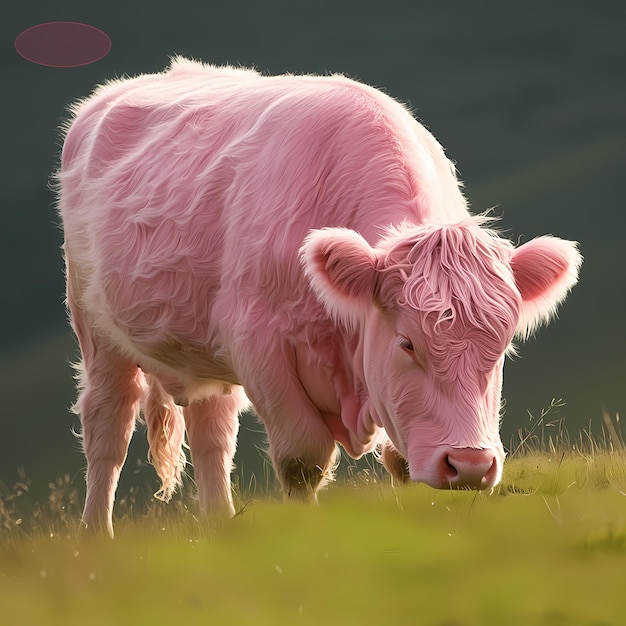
[[15, 21, 111, 68]]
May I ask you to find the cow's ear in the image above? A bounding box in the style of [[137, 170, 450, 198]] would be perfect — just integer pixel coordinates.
[[300, 228, 378, 327], [511, 236, 582, 338]]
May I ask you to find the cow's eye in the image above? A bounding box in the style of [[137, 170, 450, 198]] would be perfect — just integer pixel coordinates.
[[398, 335, 426, 370], [399, 337, 414, 354]]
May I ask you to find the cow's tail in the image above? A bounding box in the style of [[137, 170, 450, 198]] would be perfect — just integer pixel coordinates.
[[142, 375, 187, 502]]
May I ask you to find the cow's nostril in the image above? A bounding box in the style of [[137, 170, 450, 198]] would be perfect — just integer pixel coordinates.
[[443, 455, 459, 481], [483, 456, 499, 484], [439, 448, 500, 489]]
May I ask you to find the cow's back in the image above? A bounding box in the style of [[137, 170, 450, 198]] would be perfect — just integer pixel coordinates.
[[58, 58, 468, 361]]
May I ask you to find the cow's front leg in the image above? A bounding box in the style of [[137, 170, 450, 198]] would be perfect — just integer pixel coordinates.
[[380, 439, 410, 484], [267, 415, 338, 501], [277, 453, 338, 500], [232, 335, 338, 501], [245, 383, 338, 501]]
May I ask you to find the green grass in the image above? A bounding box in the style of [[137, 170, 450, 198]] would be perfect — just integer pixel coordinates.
[[2, 412, 626, 625]]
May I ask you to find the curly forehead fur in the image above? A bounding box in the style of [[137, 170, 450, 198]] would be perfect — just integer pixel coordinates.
[[377, 217, 521, 377]]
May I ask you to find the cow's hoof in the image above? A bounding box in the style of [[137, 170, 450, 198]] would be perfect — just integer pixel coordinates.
[[279, 458, 324, 500], [381, 443, 410, 485], [78, 516, 114, 540]]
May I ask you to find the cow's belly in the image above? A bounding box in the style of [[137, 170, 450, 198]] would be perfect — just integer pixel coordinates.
[[110, 325, 241, 405], [145, 336, 240, 386], [87, 264, 237, 399]]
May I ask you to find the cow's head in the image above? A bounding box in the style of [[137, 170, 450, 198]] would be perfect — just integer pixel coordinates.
[[301, 217, 581, 490]]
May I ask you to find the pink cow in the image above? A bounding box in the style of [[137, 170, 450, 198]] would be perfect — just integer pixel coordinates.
[[56, 58, 581, 536]]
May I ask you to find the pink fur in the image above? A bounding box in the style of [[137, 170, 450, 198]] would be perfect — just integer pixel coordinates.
[[57, 57, 581, 535], [301, 229, 381, 331], [511, 236, 583, 339], [142, 375, 186, 502]]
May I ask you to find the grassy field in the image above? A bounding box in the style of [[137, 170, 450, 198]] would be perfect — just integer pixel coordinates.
[[1, 414, 625, 626]]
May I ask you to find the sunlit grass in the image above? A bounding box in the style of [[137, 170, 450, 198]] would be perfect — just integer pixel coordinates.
[[1, 407, 625, 625]]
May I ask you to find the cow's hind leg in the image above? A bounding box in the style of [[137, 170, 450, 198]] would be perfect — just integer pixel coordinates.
[[183, 386, 248, 521], [67, 267, 142, 537], [74, 335, 142, 537]]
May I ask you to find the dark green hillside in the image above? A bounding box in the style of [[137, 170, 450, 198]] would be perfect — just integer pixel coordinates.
[[1, 0, 624, 490], [0, 334, 82, 497]]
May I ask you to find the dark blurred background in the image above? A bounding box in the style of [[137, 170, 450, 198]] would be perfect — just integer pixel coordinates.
[[1, 0, 624, 500]]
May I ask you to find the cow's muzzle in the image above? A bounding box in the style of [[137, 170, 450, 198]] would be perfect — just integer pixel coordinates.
[[417, 446, 503, 490]]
